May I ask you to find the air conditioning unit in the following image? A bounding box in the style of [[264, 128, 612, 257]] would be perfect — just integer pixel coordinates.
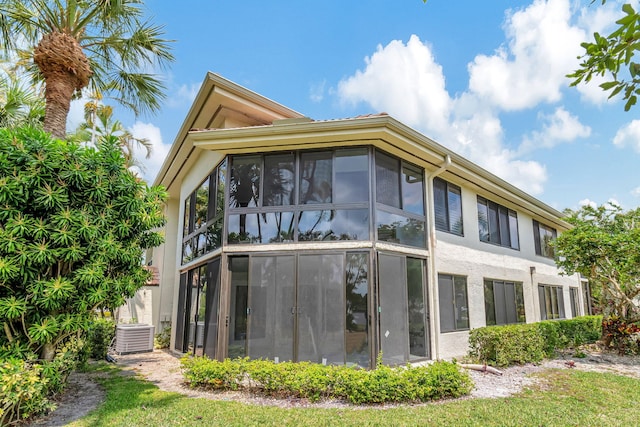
[[115, 324, 155, 355]]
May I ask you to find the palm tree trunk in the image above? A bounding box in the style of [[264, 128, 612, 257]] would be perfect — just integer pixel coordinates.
[[34, 31, 92, 139], [42, 75, 76, 139]]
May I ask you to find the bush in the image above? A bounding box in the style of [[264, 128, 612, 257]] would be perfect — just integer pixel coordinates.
[[86, 318, 115, 360], [469, 315, 603, 367], [181, 356, 472, 404], [0, 359, 53, 425], [154, 325, 171, 349]]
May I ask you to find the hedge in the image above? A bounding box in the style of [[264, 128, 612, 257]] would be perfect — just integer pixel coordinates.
[[468, 315, 602, 367], [181, 356, 473, 405]]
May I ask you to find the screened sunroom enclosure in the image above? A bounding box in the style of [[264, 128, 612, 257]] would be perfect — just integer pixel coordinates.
[[174, 146, 431, 367]]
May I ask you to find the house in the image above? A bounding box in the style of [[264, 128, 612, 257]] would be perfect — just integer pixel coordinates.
[[147, 73, 588, 367]]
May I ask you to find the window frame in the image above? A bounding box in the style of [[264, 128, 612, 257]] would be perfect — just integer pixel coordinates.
[[539, 284, 566, 320], [533, 219, 557, 258], [433, 177, 463, 236], [484, 279, 525, 326], [477, 196, 519, 250], [438, 274, 470, 333]]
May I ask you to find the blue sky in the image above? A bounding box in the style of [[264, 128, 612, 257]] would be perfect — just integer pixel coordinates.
[[69, 0, 640, 211]]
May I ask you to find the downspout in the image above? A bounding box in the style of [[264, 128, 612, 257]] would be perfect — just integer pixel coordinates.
[[426, 154, 451, 359]]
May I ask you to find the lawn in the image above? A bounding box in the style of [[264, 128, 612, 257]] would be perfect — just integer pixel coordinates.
[[69, 364, 640, 427]]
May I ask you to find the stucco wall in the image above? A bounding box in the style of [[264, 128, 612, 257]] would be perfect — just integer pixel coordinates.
[[432, 183, 581, 359]]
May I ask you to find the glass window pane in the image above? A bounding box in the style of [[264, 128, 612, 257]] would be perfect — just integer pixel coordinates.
[[477, 199, 489, 242], [407, 258, 427, 360], [433, 178, 448, 231], [378, 254, 408, 365], [228, 212, 294, 244], [300, 151, 332, 204], [438, 275, 455, 333], [454, 276, 469, 330], [263, 153, 295, 206], [402, 164, 424, 215], [335, 149, 369, 203], [498, 206, 510, 247], [504, 282, 517, 324], [298, 209, 369, 241], [183, 197, 191, 237], [229, 155, 261, 208], [515, 283, 525, 323], [509, 211, 519, 250], [484, 280, 496, 326], [488, 202, 500, 243], [216, 159, 227, 215], [493, 280, 507, 325], [297, 254, 345, 364], [227, 214, 260, 244], [206, 220, 223, 252], [375, 151, 401, 209], [229, 257, 248, 358], [203, 259, 221, 359], [448, 186, 463, 235], [248, 256, 295, 362], [182, 238, 195, 264], [376, 210, 426, 248], [345, 253, 369, 368]]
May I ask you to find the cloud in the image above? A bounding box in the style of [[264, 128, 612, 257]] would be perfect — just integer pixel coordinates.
[[468, 0, 585, 111], [165, 82, 200, 109], [518, 107, 591, 154], [613, 119, 640, 152], [129, 122, 172, 183], [632, 187, 640, 197], [309, 80, 327, 103], [337, 35, 548, 195], [578, 198, 597, 208], [338, 35, 452, 134]]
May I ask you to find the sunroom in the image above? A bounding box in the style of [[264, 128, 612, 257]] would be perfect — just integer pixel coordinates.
[[174, 137, 437, 368]]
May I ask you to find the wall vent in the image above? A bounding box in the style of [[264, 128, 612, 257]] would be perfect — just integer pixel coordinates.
[[115, 324, 155, 355]]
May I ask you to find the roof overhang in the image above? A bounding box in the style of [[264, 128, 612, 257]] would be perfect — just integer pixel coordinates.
[[189, 115, 570, 230]]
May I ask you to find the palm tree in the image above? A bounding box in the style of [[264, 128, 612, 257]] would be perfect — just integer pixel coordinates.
[[69, 96, 152, 169], [0, 0, 174, 139], [0, 68, 45, 128]]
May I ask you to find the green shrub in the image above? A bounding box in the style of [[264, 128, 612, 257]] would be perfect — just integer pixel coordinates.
[[469, 324, 546, 367], [86, 318, 115, 360], [154, 325, 171, 349], [469, 315, 603, 366], [181, 356, 472, 405], [0, 359, 54, 426]]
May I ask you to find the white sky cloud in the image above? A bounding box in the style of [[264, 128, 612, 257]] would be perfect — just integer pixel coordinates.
[[519, 107, 591, 154], [129, 122, 172, 183], [309, 80, 327, 103], [613, 119, 640, 152], [468, 0, 585, 111], [632, 187, 640, 198], [164, 82, 200, 109], [338, 35, 451, 134], [578, 198, 597, 208]]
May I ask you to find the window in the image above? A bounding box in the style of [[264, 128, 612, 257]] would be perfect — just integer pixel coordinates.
[[581, 280, 593, 315], [434, 178, 463, 235], [182, 159, 226, 264], [533, 220, 557, 258], [569, 287, 579, 318], [477, 197, 519, 249], [438, 274, 469, 332], [539, 284, 565, 320], [484, 279, 525, 325], [375, 150, 426, 248]]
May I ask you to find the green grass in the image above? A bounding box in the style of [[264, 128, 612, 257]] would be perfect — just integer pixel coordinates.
[[69, 364, 640, 427]]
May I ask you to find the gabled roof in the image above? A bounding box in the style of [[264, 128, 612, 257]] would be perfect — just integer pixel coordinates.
[[153, 73, 303, 195]]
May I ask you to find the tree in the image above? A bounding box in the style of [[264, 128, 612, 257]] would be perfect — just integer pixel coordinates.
[[554, 204, 640, 326], [0, 126, 166, 360], [0, 69, 44, 129], [69, 98, 152, 170], [568, 2, 640, 111], [0, 0, 174, 139]]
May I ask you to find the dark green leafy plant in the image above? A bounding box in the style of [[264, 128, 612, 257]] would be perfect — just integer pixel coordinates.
[[181, 356, 472, 404], [0, 126, 166, 361]]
